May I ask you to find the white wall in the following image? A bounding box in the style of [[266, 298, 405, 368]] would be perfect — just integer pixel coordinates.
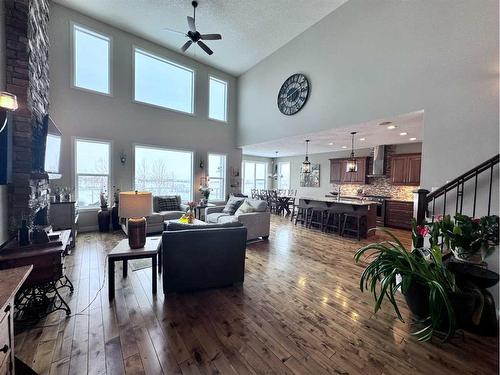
[[0, 3, 9, 246], [49, 4, 242, 230], [238, 0, 499, 191]]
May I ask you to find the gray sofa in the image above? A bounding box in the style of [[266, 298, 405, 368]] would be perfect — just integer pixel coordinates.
[[121, 195, 187, 235], [205, 198, 270, 241], [162, 221, 247, 293]]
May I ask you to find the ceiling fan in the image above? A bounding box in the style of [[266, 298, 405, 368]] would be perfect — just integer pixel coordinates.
[[163, 1, 222, 56]]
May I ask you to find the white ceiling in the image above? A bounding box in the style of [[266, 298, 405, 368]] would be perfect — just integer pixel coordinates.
[[242, 110, 424, 157], [53, 0, 348, 76]]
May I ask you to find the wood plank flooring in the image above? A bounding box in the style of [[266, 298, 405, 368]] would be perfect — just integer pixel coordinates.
[[15, 215, 498, 374]]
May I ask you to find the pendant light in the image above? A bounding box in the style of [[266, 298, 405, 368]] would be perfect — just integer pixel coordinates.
[[302, 140, 311, 174], [346, 132, 358, 172], [269, 151, 279, 180]]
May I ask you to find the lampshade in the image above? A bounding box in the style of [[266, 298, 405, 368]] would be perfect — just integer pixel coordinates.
[[119, 191, 153, 218], [0, 92, 18, 111]]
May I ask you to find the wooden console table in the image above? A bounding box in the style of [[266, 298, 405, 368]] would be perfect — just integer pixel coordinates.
[[0, 266, 32, 375], [0, 230, 73, 323]]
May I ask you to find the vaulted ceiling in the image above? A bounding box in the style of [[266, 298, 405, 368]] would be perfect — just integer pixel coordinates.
[[53, 0, 348, 76]]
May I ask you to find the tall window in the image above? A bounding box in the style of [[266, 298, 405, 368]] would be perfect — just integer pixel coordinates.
[[209, 76, 228, 122], [134, 145, 193, 201], [243, 161, 267, 196], [278, 162, 290, 190], [134, 48, 194, 114], [75, 139, 111, 208], [73, 24, 111, 94], [208, 153, 226, 201]]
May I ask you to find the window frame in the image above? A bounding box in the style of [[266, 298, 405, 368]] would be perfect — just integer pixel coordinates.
[[74, 137, 112, 211], [207, 153, 227, 201], [132, 143, 194, 202], [277, 161, 291, 190], [208, 75, 228, 123], [70, 22, 112, 96], [242, 160, 267, 195], [132, 47, 196, 115]]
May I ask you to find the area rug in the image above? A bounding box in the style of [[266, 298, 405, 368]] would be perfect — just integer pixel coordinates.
[[129, 258, 152, 271]]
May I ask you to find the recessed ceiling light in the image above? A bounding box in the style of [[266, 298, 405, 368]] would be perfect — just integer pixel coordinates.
[[341, 146, 347, 149], [328, 142, 333, 146], [399, 132, 408, 136], [387, 125, 397, 130], [359, 138, 366, 141], [409, 137, 417, 141]]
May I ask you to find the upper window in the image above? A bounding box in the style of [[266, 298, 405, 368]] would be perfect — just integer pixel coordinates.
[[75, 139, 111, 208], [134, 48, 194, 114], [73, 25, 111, 94], [208, 153, 226, 201], [209, 76, 228, 122], [134, 145, 193, 201], [278, 162, 291, 190]]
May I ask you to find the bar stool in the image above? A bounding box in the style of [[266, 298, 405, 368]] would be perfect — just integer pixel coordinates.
[[341, 211, 367, 241], [323, 209, 343, 233], [307, 207, 328, 230], [294, 205, 312, 226]]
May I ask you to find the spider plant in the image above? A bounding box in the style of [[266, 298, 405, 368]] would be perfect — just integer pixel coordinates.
[[354, 228, 458, 342]]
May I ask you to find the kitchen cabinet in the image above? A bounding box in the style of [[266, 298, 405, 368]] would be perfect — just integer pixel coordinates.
[[329, 157, 368, 184], [390, 153, 421, 186], [385, 200, 413, 230]]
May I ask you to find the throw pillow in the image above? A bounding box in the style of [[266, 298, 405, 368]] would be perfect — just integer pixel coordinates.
[[222, 197, 244, 215], [165, 221, 242, 231], [235, 200, 255, 215], [157, 196, 180, 211]]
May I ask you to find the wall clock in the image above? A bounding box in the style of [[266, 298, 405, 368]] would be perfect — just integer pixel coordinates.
[[277, 73, 310, 115]]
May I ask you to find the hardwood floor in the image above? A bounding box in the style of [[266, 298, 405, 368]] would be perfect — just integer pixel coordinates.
[[15, 215, 498, 375]]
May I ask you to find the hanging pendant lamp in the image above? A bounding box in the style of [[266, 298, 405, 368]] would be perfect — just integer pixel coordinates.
[[346, 132, 358, 172], [269, 151, 279, 179], [302, 140, 311, 174]]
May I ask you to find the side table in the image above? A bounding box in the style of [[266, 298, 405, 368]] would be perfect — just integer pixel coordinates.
[[195, 203, 215, 220], [107, 237, 161, 300]]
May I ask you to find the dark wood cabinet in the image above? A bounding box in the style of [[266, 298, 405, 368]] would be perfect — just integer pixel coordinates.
[[329, 157, 368, 184], [385, 200, 413, 230], [390, 153, 421, 186], [329, 159, 342, 183]]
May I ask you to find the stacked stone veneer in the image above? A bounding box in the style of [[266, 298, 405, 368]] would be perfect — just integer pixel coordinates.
[[5, 0, 50, 230], [331, 146, 417, 201]]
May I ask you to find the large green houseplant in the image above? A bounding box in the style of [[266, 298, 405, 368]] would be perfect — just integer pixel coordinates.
[[355, 228, 460, 342]]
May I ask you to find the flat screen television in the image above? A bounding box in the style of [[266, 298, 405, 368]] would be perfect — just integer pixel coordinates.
[[32, 115, 62, 178]]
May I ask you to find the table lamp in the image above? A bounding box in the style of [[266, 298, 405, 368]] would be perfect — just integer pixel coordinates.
[[119, 191, 152, 248]]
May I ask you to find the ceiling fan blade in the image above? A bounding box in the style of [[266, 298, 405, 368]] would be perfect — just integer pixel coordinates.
[[200, 33, 222, 40], [181, 40, 193, 52], [197, 41, 213, 55], [187, 16, 196, 32], [162, 27, 187, 36]]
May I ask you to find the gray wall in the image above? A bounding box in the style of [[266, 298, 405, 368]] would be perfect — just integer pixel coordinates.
[[238, 0, 499, 191], [49, 4, 241, 230], [0, 2, 8, 246]]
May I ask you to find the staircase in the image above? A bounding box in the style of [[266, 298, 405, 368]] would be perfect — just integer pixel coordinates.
[[414, 154, 499, 245]]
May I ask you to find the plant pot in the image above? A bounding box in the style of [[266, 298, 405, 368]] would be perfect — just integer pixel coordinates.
[[446, 260, 500, 289], [403, 279, 477, 329]]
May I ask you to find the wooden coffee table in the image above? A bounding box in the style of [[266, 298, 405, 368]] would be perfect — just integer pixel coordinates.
[[107, 236, 161, 301]]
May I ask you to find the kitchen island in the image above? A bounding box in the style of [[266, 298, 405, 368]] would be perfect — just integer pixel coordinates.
[[298, 197, 378, 237]]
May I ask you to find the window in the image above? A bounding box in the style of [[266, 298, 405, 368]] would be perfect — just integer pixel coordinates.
[[134, 145, 193, 201], [73, 24, 110, 94], [208, 153, 226, 201], [209, 76, 228, 122], [75, 139, 111, 208], [242, 161, 267, 196], [134, 48, 194, 114], [278, 162, 290, 190]]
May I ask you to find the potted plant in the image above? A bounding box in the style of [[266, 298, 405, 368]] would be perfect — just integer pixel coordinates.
[[355, 228, 477, 342], [199, 186, 211, 204]]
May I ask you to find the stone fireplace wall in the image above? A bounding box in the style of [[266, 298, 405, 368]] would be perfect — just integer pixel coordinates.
[[5, 0, 50, 231]]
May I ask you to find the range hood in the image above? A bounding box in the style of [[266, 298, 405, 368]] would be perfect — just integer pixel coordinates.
[[367, 145, 386, 177]]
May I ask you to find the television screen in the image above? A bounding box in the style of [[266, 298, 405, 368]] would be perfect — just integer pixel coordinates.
[[44, 133, 61, 174]]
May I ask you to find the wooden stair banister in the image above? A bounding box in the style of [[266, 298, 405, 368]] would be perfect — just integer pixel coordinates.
[[414, 154, 499, 247]]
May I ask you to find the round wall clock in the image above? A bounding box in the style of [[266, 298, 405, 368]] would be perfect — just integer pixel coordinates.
[[277, 73, 310, 116]]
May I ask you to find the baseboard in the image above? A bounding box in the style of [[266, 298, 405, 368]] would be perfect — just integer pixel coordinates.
[[79, 225, 99, 233]]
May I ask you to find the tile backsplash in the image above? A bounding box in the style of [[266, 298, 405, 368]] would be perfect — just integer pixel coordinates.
[[331, 176, 416, 201]]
